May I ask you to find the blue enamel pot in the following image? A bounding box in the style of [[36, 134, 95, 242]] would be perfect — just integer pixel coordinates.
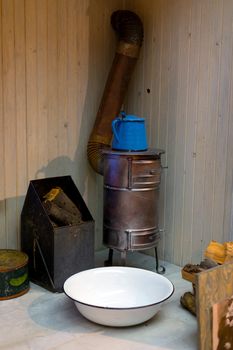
[[112, 112, 148, 151]]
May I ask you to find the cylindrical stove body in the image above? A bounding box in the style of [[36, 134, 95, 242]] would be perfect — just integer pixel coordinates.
[[103, 149, 164, 252]]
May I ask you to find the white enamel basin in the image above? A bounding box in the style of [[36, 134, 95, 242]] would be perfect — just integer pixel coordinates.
[[63, 266, 174, 327]]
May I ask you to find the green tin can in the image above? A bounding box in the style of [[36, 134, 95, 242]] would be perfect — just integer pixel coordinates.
[[0, 249, 29, 300]]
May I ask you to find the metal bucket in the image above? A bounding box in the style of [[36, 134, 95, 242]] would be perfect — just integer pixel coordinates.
[[0, 249, 29, 300]]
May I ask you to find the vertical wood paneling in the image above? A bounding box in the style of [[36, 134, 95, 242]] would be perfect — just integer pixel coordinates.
[[138, 3, 155, 120], [0, 0, 233, 262], [0, 0, 6, 248], [149, 0, 163, 148], [162, 0, 179, 264], [201, 0, 223, 254], [2, 0, 16, 198], [15, 0, 27, 245], [66, 0, 78, 161], [213, 0, 233, 243], [149, 0, 165, 258], [2, 0, 17, 248], [192, 0, 221, 262], [25, 0, 38, 180], [47, 0, 59, 170], [124, 0, 144, 114], [182, 1, 202, 264], [37, 0, 48, 174], [172, 0, 191, 266], [150, 0, 166, 259], [0, 0, 125, 250], [126, 0, 233, 265], [224, 0, 233, 241], [190, 0, 209, 263], [158, 0, 175, 263]]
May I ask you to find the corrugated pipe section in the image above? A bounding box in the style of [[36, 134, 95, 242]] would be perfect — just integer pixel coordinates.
[[87, 10, 143, 175]]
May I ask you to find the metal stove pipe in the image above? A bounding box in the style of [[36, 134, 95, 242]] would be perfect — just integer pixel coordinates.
[[87, 10, 143, 174]]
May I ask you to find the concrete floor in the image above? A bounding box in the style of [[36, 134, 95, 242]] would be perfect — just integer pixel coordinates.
[[0, 250, 198, 350]]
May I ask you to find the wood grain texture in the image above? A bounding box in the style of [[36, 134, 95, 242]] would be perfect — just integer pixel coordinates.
[[196, 261, 233, 350], [0, 0, 125, 250], [2, 0, 17, 248], [0, 0, 233, 259], [125, 0, 233, 265], [15, 0, 27, 246], [0, 0, 6, 248]]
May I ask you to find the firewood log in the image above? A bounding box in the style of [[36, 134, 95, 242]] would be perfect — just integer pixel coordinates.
[[43, 200, 83, 226], [180, 292, 196, 316], [42, 187, 83, 226]]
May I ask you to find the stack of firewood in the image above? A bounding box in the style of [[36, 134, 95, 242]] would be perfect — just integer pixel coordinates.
[[180, 240, 233, 316], [180, 257, 218, 315], [42, 187, 83, 227]]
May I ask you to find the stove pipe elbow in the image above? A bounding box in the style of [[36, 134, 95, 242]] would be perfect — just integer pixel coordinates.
[[87, 10, 143, 175], [111, 10, 143, 46]]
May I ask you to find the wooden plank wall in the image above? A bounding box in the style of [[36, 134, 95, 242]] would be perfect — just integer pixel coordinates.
[[0, 0, 124, 250], [126, 0, 233, 265], [1, 0, 233, 266]]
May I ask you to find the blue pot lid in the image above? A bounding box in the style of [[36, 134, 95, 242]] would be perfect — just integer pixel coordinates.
[[121, 114, 145, 122]]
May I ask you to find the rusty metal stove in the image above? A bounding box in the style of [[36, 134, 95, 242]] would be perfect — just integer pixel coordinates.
[[102, 148, 165, 273]]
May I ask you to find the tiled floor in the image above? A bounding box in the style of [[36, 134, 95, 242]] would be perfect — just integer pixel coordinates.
[[0, 250, 197, 350]]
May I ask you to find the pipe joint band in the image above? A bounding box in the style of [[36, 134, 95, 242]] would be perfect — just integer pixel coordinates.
[[116, 41, 141, 58]]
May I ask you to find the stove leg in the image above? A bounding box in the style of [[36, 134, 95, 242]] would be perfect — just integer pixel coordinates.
[[120, 251, 127, 266], [104, 248, 113, 266], [155, 247, 165, 274]]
